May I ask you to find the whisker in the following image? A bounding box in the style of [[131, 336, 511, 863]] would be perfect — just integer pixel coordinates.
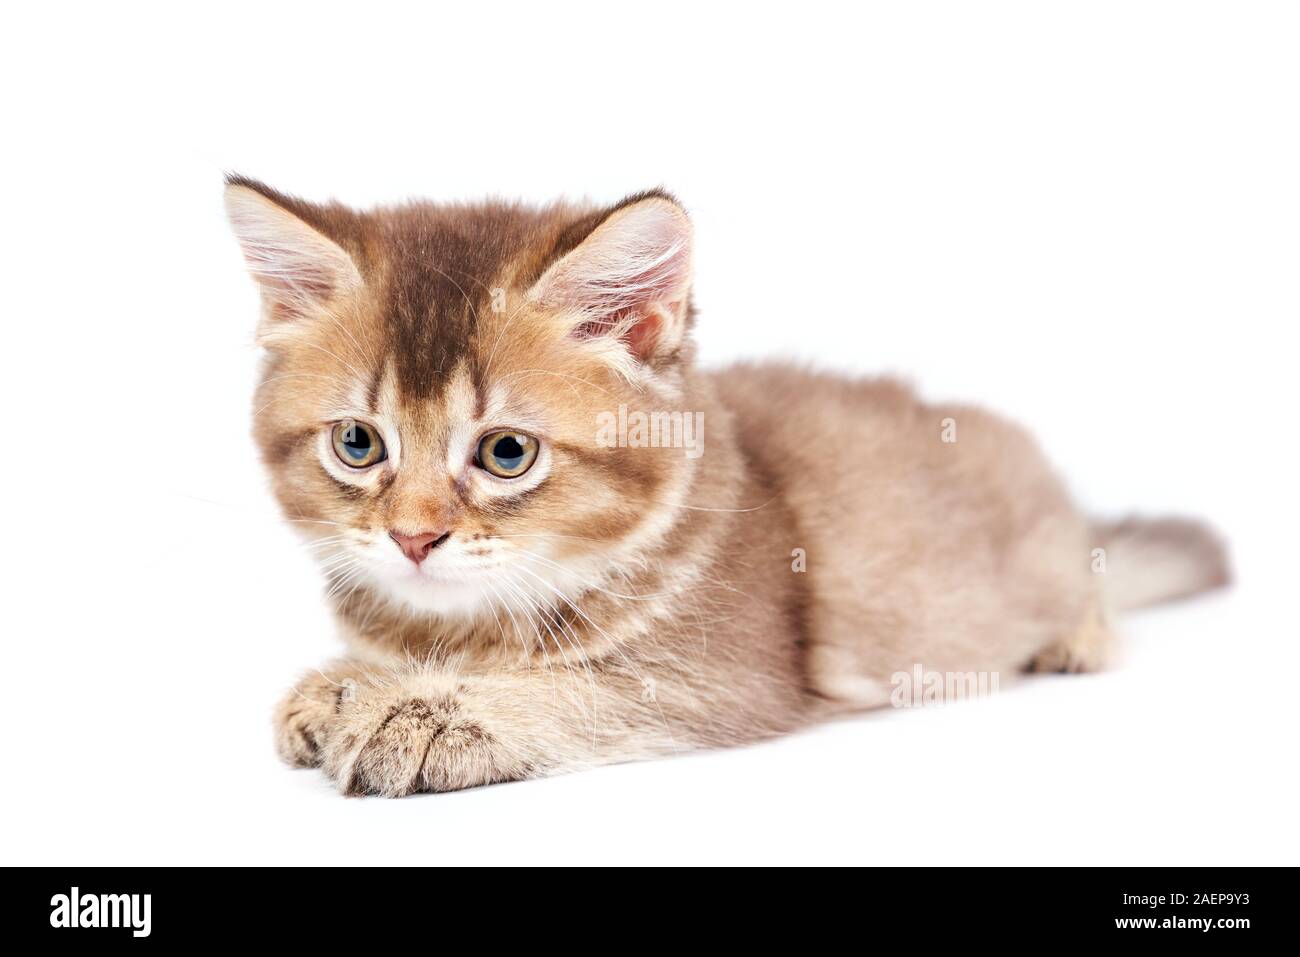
[[509, 561, 678, 750], [648, 495, 781, 513], [509, 546, 669, 601]]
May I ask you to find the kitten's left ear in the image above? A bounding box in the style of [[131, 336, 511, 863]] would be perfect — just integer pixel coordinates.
[[224, 176, 362, 325], [529, 191, 693, 364]]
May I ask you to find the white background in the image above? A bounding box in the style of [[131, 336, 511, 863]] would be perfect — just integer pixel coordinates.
[[3, 1, 1296, 865]]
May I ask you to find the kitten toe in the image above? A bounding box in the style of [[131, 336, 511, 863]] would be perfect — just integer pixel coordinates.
[[274, 711, 324, 767], [1026, 605, 1115, 674], [327, 689, 514, 797], [273, 694, 339, 768]]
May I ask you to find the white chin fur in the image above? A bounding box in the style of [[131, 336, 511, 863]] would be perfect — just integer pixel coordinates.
[[368, 565, 502, 618]]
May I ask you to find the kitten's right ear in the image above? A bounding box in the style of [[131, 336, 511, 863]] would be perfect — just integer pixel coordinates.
[[224, 177, 362, 324]]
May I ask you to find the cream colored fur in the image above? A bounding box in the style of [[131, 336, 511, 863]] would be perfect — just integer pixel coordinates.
[[227, 181, 1229, 797]]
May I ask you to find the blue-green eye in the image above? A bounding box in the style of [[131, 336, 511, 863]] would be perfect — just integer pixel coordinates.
[[331, 421, 386, 468], [476, 430, 538, 478]]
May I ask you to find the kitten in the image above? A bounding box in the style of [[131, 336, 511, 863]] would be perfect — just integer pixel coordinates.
[[225, 177, 1229, 797]]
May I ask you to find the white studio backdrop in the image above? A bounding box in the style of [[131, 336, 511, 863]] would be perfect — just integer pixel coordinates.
[[1, 1, 1295, 865]]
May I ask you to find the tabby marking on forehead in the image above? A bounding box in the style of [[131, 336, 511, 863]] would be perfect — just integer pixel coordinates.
[[229, 176, 699, 631]]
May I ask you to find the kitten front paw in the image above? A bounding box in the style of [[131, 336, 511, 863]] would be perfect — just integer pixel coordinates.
[[324, 682, 523, 797], [273, 672, 351, 768]]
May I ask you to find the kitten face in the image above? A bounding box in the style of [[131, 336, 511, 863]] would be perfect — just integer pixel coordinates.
[[227, 179, 696, 620]]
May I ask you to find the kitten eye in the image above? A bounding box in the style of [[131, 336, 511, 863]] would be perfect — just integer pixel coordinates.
[[331, 420, 386, 468], [476, 430, 539, 478]]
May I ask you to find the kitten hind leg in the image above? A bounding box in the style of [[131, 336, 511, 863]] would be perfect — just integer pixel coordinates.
[[1026, 602, 1115, 674]]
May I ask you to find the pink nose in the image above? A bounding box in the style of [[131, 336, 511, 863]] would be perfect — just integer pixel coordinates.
[[389, 529, 451, 564]]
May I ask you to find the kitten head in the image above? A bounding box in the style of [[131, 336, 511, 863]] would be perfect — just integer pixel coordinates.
[[225, 177, 698, 620]]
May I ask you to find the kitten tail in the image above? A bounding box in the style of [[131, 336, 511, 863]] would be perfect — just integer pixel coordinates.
[[1093, 516, 1231, 612]]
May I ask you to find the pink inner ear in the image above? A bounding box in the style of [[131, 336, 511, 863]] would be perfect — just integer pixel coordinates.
[[573, 306, 665, 359], [241, 241, 341, 319], [226, 186, 361, 322], [622, 309, 663, 358], [539, 199, 692, 360]]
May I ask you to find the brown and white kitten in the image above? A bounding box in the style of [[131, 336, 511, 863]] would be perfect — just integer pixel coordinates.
[[225, 177, 1229, 797]]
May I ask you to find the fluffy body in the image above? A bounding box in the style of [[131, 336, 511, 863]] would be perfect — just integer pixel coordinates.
[[228, 179, 1229, 797]]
